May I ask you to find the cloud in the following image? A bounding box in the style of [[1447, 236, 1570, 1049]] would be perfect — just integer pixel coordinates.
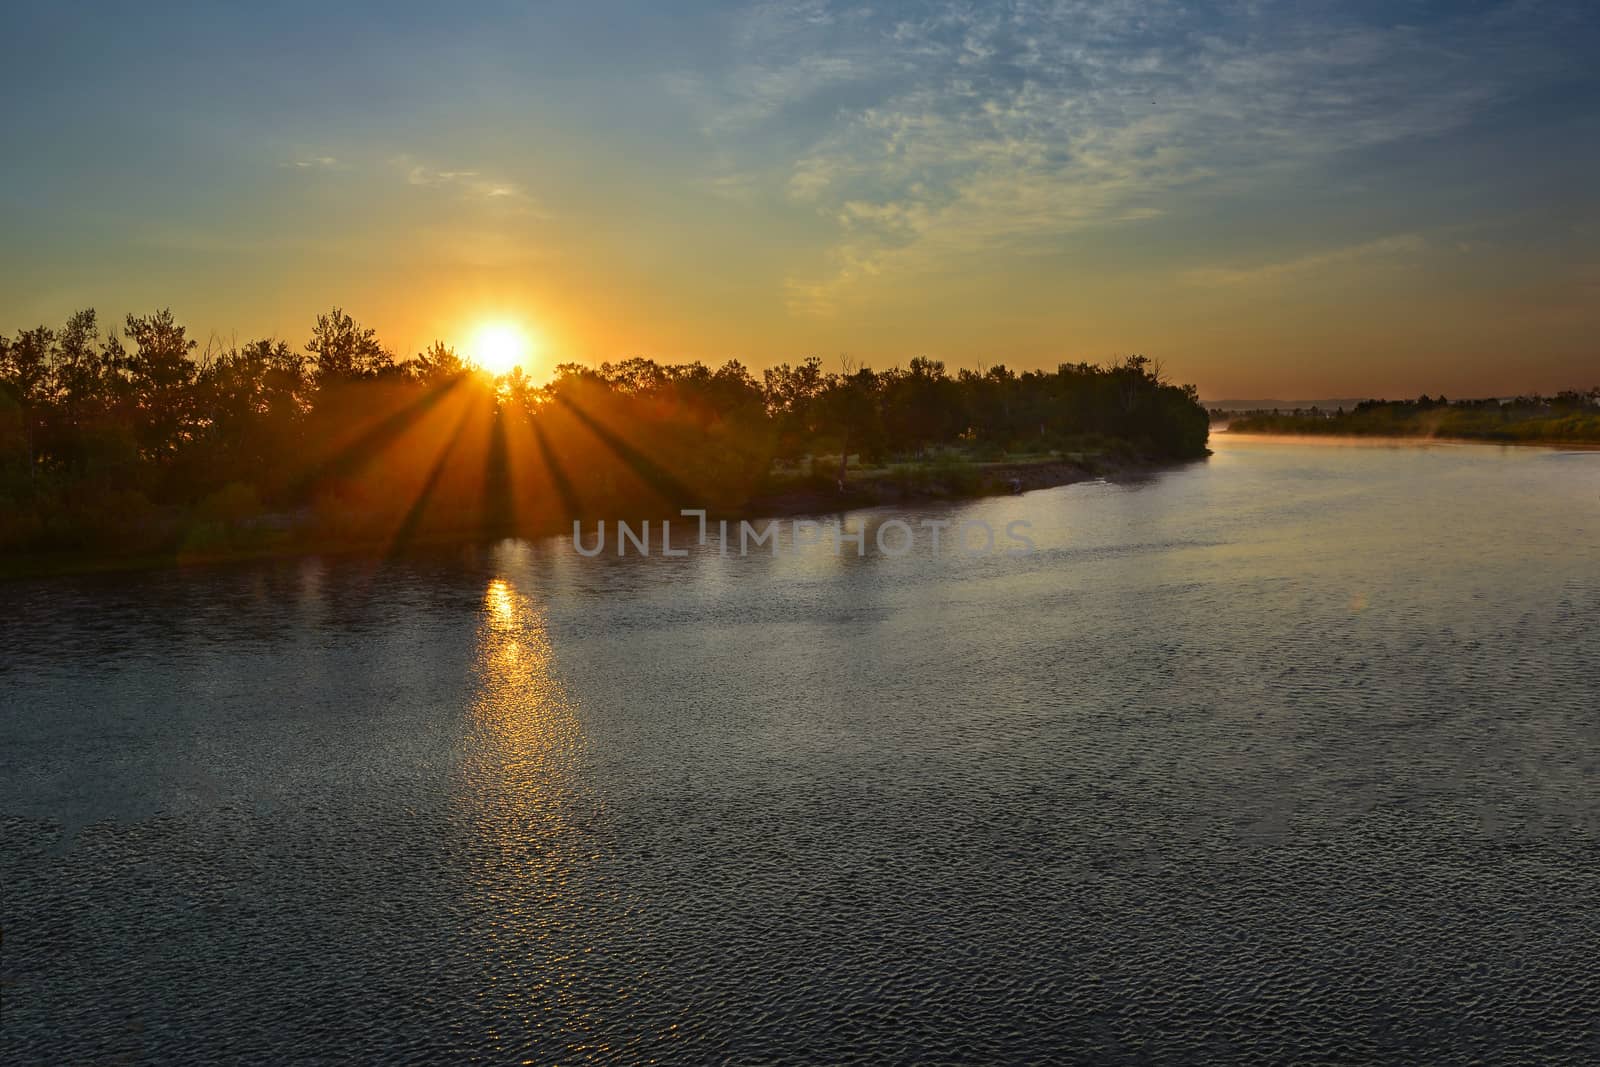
[[1181, 235, 1427, 287], [390, 155, 539, 209], [279, 152, 537, 211], [670, 1, 1591, 314], [283, 155, 343, 171]]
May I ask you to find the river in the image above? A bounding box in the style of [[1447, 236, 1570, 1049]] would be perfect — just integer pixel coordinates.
[[4, 434, 1598, 1062]]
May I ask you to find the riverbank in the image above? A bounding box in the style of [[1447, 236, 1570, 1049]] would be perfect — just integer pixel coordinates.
[[1224, 403, 1600, 446], [1223, 427, 1600, 451], [1, 449, 1194, 580], [744, 452, 1144, 517]]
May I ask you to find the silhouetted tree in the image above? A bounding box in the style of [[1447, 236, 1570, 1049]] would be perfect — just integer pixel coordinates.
[[124, 309, 197, 466], [818, 363, 883, 483], [1, 302, 1223, 559], [308, 307, 395, 385], [0, 326, 53, 482], [410, 341, 469, 387]]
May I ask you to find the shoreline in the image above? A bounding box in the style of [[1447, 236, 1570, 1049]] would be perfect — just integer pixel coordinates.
[[740, 455, 1159, 518], [1221, 428, 1600, 451], [1, 452, 1200, 582]]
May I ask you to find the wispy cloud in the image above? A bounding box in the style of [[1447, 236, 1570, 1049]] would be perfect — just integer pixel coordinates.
[[672, 1, 1591, 314], [390, 155, 539, 209], [282, 155, 343, 171], [668, 0, 887, 136], [1182, 234, 1427, 287]]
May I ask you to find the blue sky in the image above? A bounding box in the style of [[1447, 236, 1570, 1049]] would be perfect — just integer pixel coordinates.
[[3, 0, 1598, 396]]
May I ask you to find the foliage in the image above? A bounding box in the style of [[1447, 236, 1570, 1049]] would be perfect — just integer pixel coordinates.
[[1227, 392, 1600, 443], [0, 305, 1211, 560]]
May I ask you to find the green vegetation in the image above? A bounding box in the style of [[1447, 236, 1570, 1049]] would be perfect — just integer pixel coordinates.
[[1224, 393, 1600, 444], [1, 306, 1209, 570]]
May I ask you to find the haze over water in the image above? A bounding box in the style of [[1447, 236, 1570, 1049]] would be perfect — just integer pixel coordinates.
[[4, 435, 1599, 1061]]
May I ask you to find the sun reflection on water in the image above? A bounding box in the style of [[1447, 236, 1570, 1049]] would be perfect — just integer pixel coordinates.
[[487, 577, 517, 629], [466, 578, 590, 846], [458, 574, 614, 1048]]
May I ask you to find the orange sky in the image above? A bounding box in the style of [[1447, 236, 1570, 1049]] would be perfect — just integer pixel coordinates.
[[4, 1, 1598, 400]]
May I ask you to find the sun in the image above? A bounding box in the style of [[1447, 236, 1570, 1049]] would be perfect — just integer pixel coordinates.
[[471, 321, 534, 375]]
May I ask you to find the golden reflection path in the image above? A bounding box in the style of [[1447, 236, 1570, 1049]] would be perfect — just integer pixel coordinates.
[[458, 576, 624, 1060]]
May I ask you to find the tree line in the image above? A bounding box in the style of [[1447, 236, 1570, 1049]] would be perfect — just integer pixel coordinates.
[[1, 306, 1209, 560], [1225, 391, 1600, 443]]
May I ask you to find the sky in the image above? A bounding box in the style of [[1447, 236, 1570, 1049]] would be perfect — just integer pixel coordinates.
[[2, 0, 1598, 399]]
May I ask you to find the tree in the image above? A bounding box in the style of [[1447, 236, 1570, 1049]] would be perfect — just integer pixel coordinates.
[[411, 341, 469, 387], [0, 326, 54, 482], [882, 356, 959, 455], [818, 362, 882, 485], [600, 356, 671, 397], [124, 308, 197, 463], [52, 309, 128, 416], [762, 356, 827, 459], [307, 307, 394, 385], [0, 326, 54, 405]]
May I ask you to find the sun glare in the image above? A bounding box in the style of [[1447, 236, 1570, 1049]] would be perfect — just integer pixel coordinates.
[[471, 321, 534, 375]]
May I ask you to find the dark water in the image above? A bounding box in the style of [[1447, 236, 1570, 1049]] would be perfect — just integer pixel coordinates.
[[4, 436, 1599, 1063]]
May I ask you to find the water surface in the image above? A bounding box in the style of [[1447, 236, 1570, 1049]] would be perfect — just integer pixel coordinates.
[[4, 436, 1599, 1062]]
